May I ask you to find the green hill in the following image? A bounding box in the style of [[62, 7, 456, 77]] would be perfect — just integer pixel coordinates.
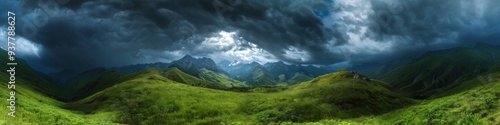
[[0, 72, 116, 124], [0, 50, 62, 99], [64, 69, 412, 124], [299, 70, 500, 125], [0, 53, 114, 124], [247, 66, 279, 86], [382, 44, 500, 98], [157, 67, 213, 88], [65, 68, 138, 101], [75, 71, 136, 99], [66, 67, 250, 101], [4, 61, 499, 124], [3, 44, 500, 124], [430, 65, 500, 98], [198, 68, 248, 88], [286, 72, 314, 85], [158, 67, 249, 89]]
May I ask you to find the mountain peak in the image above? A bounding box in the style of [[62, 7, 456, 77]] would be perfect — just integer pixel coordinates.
[[170, 55, 225, 76], [218, 60, 230, 64], [181, 55, 194, 59], [250, 62, 260, 65], [229, 60, 240, 66], [264, 61, 287, 66], [217, 60, 231, 66], [277, 61, 285, 65]]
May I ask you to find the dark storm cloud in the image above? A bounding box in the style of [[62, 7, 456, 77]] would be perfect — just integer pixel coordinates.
[[328, 0, 500, 65], [15, 0, 212, 70], [8, 0, 500, 72], [365, 0, 500, 45], [14, 0, 341, 71], [225, 0, 343, 64]]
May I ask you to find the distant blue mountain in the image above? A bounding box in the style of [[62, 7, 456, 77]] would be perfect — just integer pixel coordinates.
[[110, 56, 332, 86], [218, 60, 331, 85], [217, 60, 264, 81], [169, 55, 226, 76], [110, 55, 226, 76]]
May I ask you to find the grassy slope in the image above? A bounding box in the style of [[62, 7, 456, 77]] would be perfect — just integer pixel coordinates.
[[66, 70, 412, 124], [65, 68, 139, 101], [0, 72, 115, 125], [286, 72, 313, 85], [158, 67, 217, 88], [0, 50, 61, 99], [66, 67, 249, 101], [382, 45, 500, 98], [431, 65, 500, 98], [198, 68, 248, 88], [3, 47, 499, 125], [5, 66, 498, 125], [65, 68, 108, 93], [247, 67, 278, 86], [295, 69, 500, 125], [0, 51, 118, 124], [72, 72, 138, 101], [2, 65, 498, 124]]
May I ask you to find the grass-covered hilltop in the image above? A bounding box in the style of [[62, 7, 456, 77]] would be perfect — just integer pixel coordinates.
[[1, 44, 500, 124]]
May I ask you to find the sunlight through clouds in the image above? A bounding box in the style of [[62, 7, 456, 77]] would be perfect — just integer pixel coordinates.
[[200, 31, 277, 64], [5, 0, 500, 70], [284, 47, 311, 62], [0, 29, 42, 58], [17, 37, 42, 58]]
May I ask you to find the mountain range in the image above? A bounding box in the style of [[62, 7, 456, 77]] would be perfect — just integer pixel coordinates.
[[217, 60, 332, 86], [382, 43, 500, 98], [2, 44, 500, 124], [50, 43, 500, 99], [103, 55, 332, 86]]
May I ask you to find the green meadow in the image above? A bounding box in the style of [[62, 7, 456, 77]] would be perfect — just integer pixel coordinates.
[[1, 67, 499, 124]]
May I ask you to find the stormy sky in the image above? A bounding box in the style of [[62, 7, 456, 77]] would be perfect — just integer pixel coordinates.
[[1, 0, 499, 73]]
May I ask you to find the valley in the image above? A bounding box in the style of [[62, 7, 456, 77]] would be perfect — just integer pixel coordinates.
[[1, 44, 500, 124]]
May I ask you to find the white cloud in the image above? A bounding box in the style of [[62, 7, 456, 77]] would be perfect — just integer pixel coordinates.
[[17, 37, 42, 58], [341, 28, 396, 54], [321, 0, 410, 63], [0, 28, 5, 50], [283, 47, 311, 62], [322, 0, 390, 62], [0, 28, 42, 58], [200, 31, 278, 64]]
